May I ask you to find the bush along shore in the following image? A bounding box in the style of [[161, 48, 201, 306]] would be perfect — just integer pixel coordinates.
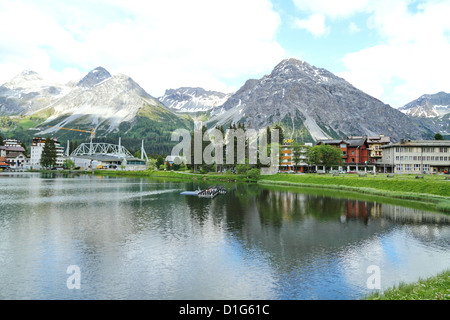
[[92, 169, 450, 214]]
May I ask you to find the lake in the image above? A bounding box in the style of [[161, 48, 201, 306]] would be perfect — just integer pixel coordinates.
[[0, 172, 449, 300]]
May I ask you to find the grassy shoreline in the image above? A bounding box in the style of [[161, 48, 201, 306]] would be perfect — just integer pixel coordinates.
[[364, 270, 450, 300]]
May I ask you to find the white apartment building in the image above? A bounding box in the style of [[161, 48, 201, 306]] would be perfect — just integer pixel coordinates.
[[30, 137, 65, 169], [3, 139, 23, 148], [381, 140, 450, 174]]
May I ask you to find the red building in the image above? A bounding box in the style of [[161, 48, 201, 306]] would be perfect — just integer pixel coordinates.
[[317, 138, 370, 165]]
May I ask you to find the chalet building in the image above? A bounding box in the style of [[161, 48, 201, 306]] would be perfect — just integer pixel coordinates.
[[317, 137, 369, 163], [0, 145, 26, 158], [348, 135, 391, 163], [381, 140, 450, 174], [5, 152, 28, 169]]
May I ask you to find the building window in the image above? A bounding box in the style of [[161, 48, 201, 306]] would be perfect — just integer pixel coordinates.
[[424, 164, 430, 172], [396, 164, 403, 172], [405, 164, 412, 171], [414, 164, 420, 171]]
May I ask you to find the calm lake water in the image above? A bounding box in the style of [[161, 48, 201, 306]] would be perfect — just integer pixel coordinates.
[[0, 172, 449, 300]]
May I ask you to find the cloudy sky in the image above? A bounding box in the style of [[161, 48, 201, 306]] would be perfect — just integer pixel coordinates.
[[1, 0, 449, 108]]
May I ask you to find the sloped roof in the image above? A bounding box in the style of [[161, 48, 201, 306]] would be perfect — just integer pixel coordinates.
[[318, 139, 367, 147], [0, 146, 26, 152], [6, 152, 25, 159], [346, 139, 367, 147], [317, 139, 344, 145]]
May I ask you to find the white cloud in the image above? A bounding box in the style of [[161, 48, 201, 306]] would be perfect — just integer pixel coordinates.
[[0, 0, 285, 96], [295, 14, 329, 37], [338, 0, 450, 108], [292, 0, 450, 107]]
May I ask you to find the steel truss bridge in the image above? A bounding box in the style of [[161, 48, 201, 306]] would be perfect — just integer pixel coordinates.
[[70, 143, 134, 158]]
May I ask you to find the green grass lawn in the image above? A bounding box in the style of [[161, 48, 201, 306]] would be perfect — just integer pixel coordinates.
[[260, 173, 449, 197], [365, 270, 450, 300], [259, 173, 450, 213]]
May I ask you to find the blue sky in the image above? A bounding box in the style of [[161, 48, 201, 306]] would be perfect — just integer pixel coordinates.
[[1, 0, 450, 108]]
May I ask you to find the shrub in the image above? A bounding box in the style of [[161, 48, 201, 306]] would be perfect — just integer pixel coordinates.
[[236, 164, 252, 175], [247, 168, 261, 180]]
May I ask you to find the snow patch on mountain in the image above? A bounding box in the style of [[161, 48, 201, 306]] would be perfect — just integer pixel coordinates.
[[37, 73, 163, 134], [0, 70, 73, 116], [159, 87, 232, 113], [400, 92, 450, 118]]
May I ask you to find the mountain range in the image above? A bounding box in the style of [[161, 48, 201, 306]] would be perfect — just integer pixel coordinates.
[[0, 58, 445, 155], [0, 67, 192, 154], [208, 59, 433, 142]]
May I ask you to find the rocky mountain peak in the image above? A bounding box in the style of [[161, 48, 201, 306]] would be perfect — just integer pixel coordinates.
[[208, 58, 431, 142], [159, 87, 232, 113], [3, 70, 43, 89], [400, 91, 450, 118], [271, 58, 337, 85], [77, 66, 112, 88]]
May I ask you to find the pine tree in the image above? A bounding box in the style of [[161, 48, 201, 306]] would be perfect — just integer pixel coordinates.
[[40, 137, 57, 169]]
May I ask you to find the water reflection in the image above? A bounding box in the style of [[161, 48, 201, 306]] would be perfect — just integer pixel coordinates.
[[0, 173, 449, 300]]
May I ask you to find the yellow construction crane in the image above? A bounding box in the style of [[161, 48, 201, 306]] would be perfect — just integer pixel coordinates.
[[48, 126, 95, 138], [47, 126, 96, 154]]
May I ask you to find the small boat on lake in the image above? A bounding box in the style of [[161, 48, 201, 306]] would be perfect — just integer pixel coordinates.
[[181, 186, 227, 198]]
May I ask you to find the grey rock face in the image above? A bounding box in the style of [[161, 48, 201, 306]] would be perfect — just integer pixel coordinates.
[[159, 87, 232, 113], [209, 58, 431, 142], [76, 67, 112, 88], [0, 70, 70, 116], [400, 91, 450, 118]]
